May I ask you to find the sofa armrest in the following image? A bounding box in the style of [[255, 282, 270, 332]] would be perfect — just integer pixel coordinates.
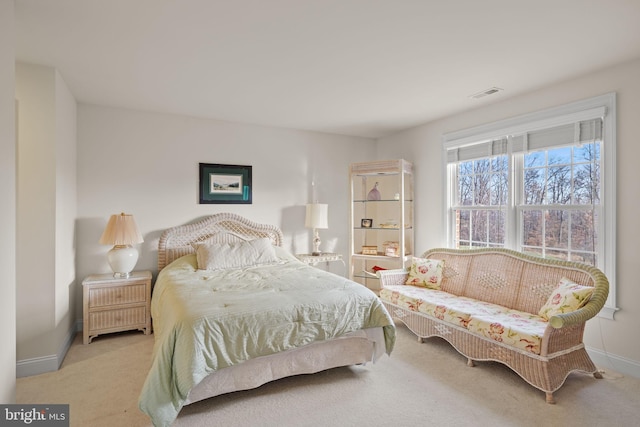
[[548, 293, 607, 328], [377, 269, 408, 287]]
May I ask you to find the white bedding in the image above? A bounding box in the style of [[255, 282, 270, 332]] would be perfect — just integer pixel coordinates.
[[139, 251, 395, 426]]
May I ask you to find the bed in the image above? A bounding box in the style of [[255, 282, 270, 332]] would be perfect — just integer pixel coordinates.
[[138, 213, 396, 427]]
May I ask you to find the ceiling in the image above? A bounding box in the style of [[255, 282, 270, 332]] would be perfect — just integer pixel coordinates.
[[15, 0, 640, 139]]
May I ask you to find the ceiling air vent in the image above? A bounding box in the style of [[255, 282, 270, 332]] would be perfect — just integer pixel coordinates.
[[469, 87, 503, 99]]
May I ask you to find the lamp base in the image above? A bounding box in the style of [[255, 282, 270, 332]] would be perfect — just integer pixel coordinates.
[[107, 245, 139, 278], [312, 228, 322, 257], [112, 271, 132, 278]]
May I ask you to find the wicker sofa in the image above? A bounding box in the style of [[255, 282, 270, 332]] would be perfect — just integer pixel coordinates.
[[378, 248, 609, 403]]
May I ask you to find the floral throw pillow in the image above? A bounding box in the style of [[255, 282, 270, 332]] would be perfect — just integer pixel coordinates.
[[538, 277, 594, 320], [405, 257, 445, 290]]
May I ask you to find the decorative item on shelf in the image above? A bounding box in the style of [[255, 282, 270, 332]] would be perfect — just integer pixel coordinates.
[[379, 219, 398, 229], [99, 213, 144, 278], [362, 245, 378, 255], [361, 218, 373, 228], [383, 241, 399, 257], [367, 182, 381, 200], [305, 203, 328, 256]]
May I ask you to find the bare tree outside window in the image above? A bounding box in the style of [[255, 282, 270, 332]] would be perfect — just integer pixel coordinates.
[[454, 142, 600, 266], [456, 155, 507, 248]]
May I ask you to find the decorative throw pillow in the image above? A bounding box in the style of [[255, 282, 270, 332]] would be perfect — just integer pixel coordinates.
[[405, 257, 445, 290], [192, 238, 279, 270], [538, 277, 594, 320]]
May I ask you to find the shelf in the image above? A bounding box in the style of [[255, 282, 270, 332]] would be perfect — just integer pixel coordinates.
[[354, 227, 412, 230], [354, 272, 380, 280], [353, 199, 414, 203], [351, 253, 412, 261], [350, 159, 413, 175]]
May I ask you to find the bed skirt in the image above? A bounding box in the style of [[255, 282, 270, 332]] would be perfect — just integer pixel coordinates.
[[185, 327, 385, 405]]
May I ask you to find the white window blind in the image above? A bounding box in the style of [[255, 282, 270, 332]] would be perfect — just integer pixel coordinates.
[[447, 117, 603, 163]]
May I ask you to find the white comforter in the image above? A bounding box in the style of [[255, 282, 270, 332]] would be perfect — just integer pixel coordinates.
[[139, 253, 395, 427]]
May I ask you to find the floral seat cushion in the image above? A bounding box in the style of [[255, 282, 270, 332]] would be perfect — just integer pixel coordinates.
[[381, 285, 515, 328], [466, 310, 546, 355], [380, 285, 547, 354]]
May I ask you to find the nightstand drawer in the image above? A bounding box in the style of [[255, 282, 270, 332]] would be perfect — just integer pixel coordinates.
[[88, 306, 147, 331], [88, 283, 147, 308]]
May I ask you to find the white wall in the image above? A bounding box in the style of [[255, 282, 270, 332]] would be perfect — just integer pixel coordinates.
[[76, 105, 376, 319], [0, 0, 16, 403], [15, 63, 77, 376], [378, 58, 640, 378]]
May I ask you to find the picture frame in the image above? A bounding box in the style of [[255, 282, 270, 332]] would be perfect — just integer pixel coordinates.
[[361, 218, 373, 228], [199, 163, 252, 204]]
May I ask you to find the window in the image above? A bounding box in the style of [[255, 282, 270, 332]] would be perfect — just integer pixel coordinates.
[[443, 93, 617, 319], [456, 154, 508, 248], [520, 143, 600, 264]]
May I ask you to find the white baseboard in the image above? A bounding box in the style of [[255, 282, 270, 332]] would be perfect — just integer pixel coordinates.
[[16, 323, 78, 378], [587, 346, 640, 379], [16, 354, 59, 378]]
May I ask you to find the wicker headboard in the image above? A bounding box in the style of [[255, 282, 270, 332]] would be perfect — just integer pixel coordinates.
[[158, 213, 284, 270]]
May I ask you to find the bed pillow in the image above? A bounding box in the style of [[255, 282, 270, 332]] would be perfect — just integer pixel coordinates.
[[192, 238, 279, 270], [538, 277, 594, 320], [405, 257, 445, 290], [273, 245, 299, 262]]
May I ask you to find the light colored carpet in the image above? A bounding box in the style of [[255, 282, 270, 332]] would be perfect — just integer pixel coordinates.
[[17, 323, 640, 427]]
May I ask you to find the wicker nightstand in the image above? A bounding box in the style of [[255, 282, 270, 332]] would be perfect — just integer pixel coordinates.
[[82, 270, 152, 344]]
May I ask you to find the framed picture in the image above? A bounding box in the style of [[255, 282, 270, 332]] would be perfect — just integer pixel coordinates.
[[361, 218, 373, 228], [199, 163, 252, 204]]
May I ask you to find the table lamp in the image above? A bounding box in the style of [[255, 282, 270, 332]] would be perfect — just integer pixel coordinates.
[[99, 213, 144, 277], [305, 203, 328, 256]]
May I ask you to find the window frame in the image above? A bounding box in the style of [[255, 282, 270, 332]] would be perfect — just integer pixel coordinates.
[[442, 93, 617, 319]]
